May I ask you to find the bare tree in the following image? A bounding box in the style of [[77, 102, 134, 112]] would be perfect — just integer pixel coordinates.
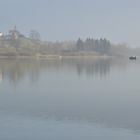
[[29, 30, 41, 41]]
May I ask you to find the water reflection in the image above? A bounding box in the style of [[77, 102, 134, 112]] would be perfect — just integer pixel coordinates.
[[1, 58, 140, 134], [0, 58, 128, 84]]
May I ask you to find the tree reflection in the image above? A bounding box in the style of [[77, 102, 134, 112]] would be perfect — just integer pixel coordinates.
[[75, 59, 111, 78], [0, 58, 128, 85]]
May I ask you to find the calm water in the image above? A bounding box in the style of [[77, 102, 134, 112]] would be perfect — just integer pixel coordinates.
[[0, 58, 140, 139]]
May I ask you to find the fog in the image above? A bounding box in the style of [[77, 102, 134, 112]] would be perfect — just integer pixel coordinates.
[[1, 0, 140, 47]]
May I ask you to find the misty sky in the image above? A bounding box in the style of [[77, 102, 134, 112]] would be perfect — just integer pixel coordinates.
[[1, 0, 140, 47]]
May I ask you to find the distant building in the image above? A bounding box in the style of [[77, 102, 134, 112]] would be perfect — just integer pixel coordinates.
[[0, 32, 4, 37], [9, 26, 24, 39]]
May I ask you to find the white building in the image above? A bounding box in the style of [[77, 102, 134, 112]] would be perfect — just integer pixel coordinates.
[[0, 32, 3, 37]]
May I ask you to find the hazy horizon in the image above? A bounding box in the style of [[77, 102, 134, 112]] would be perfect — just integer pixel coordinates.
[[1, 0, 140, 47]]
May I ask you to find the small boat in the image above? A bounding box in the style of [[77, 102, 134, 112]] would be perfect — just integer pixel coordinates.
[[129, 56, 136, 60]]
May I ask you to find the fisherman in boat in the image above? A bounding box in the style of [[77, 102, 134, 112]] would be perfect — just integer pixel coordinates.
[[129, 56, 136, 60]]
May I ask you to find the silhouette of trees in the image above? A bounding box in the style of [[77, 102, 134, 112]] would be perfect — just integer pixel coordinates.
[[76, 38, 84, 51], [76, 38, 111, 54]]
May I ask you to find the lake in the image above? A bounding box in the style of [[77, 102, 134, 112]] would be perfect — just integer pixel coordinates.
[[0, 58, 140, 140]]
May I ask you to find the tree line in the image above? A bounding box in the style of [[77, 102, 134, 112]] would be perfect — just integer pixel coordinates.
[[76, 38, 111, 54], [0, 28, 132, 57]]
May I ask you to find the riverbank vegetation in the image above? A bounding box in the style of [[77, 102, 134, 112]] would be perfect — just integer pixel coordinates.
[[0, 28, 134, 58]]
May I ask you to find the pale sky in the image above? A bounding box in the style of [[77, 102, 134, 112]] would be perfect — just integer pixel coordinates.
[[1, 0, 140, 47]]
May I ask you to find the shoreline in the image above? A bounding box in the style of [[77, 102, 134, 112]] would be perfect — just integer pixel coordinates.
[[0, 54, 114, 60]]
